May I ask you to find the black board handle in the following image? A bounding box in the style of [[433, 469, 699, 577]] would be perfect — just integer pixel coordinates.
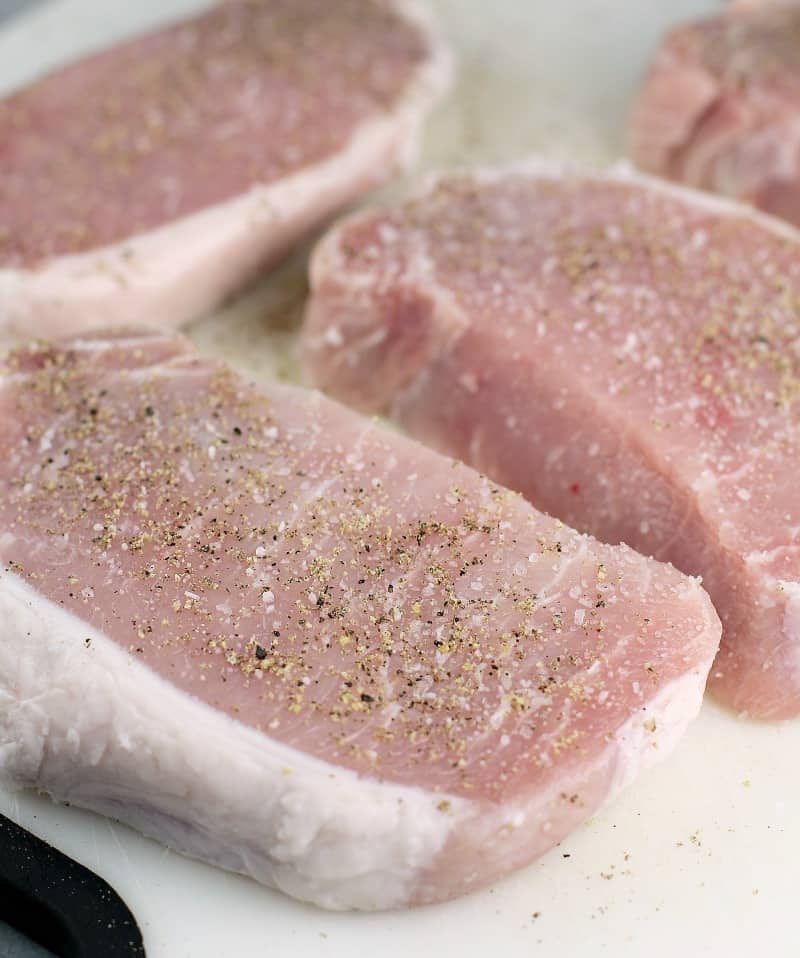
[[0, 811, 145, 957]]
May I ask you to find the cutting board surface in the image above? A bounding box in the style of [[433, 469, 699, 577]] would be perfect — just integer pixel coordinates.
[[1, 2, 796, 956]]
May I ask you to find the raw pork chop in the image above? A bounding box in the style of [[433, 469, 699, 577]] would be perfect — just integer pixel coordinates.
[[0, 0, 450, 341], [302, 164, 800, 719], [0, 330, 719, 910], [628, 3, 800, 226]]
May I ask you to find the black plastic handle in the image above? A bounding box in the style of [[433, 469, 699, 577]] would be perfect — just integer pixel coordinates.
[[0, 812, 145, 957]]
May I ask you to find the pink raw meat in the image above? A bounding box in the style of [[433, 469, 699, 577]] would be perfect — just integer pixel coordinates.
[[628, 3, 800, 226], [0, 0, 450, 340], [302, 163, 800, 719], [0, 329, 718, 910]]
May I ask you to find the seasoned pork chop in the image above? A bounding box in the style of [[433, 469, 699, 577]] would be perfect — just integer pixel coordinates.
[[0, 0, 450, 340], [0, 330, 719, 910], [302, 164, 798, 719], [628, 3, 800, 226]]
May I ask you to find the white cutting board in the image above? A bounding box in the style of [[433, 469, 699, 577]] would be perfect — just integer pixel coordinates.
[[1, 2, 798, 956]]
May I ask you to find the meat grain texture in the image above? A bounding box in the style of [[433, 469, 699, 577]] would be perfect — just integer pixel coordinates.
[[629, 3, 800, 226], [0, 330, 719, 910], [303, 164, 800, 719], [0, 0, 451, 341]]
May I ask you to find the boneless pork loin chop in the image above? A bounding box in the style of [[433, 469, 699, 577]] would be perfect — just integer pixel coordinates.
[[628, 3, 800, 226], [303, 164, 800, 720], [0, 330, 719, 910], [0, 0, 451, 341]]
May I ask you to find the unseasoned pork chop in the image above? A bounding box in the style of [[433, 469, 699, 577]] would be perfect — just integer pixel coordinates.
[[302, 164, 799, 719], [628, 3, 800, 226], [0, 0, 450, 340], [0, 330, 718, 910]]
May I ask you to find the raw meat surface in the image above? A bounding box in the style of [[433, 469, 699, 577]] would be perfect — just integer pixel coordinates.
[[0, 0, 450, 338], [302, 164, 799, 719], [628, 3, 800, 226], [0, 329, 719, 909]]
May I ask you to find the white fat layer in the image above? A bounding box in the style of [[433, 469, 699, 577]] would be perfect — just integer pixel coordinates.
[[607, 662, 713, 801], [415, 659, 714, 900], [0, 567, 714, 909], [0, 569, 468, 911], [0, 1, 453, 342], [779, 580, 800, 681]]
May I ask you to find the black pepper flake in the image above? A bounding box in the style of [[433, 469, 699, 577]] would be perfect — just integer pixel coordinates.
[[360, 693, 374, 703], [254, 644, 267, 660]]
